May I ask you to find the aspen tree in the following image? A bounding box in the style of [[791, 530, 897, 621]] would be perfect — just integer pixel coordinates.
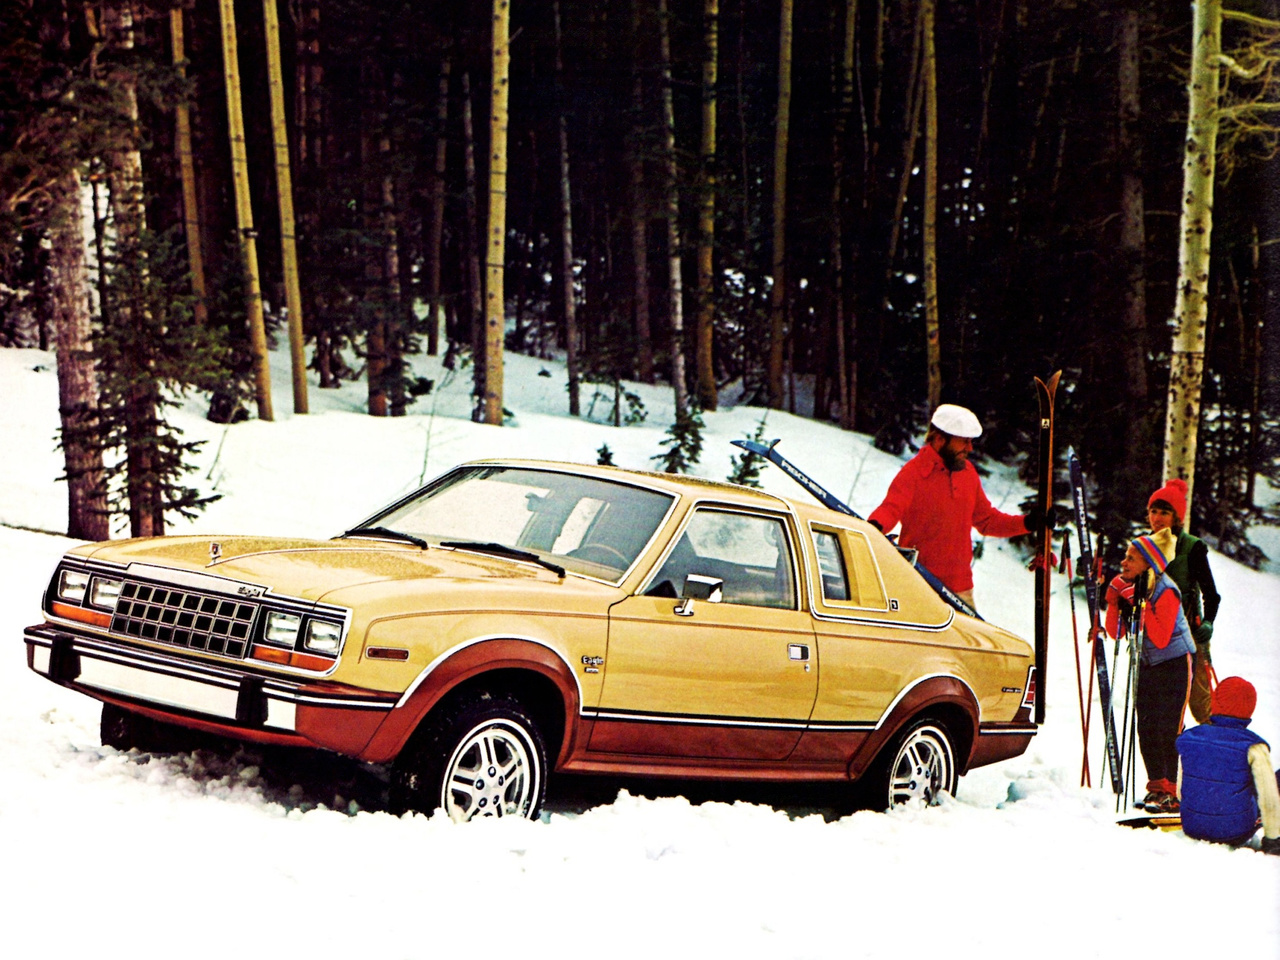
[[262, 0, 308, 414], [217, 0, 273, 421], [483, 0, 511, 426]]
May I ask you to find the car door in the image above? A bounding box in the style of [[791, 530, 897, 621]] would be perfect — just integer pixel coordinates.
[[590, 506, 817, 761]]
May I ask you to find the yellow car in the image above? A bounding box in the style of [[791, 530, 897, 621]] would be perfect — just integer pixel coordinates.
[[24, 459, 1036, 820]]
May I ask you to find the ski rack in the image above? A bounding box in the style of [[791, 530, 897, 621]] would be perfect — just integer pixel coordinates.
[[730, 438, 982, 621]]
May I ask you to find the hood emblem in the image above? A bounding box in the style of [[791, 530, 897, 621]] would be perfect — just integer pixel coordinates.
[[209, 541, 222, 563]]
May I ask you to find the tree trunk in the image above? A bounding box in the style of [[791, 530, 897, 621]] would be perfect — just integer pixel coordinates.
[[462, 72, 486, 410], [1117, 5, 1149, 480], [922, 0, 940, 411], [426, 54, 450, 357], [768, 0, 794, 409], [834, 0, 857, 430], [1163, 0, 1222, 515], [554, 1, 580, 416], [263, 0, 308, 415], [50, 174, 109, 541], [170, 7, 208, 328], [383, 156, 405, 416], [694, 0, 719, 410], [483, 1, 510, 426], [629, 0, 654, 383], [218, 0, 274, 421], [103, 1, 161, 537], [658, 0, 688, 415]]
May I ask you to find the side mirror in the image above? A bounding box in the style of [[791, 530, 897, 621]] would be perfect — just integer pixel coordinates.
[[674, 574, 724, 617]]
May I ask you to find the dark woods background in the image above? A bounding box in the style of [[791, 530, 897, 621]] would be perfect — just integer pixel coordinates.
[[2, 0, 1278, 561]]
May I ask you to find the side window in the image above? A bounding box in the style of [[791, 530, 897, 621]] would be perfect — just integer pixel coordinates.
[[812, 526, 888, 610], [813, 530, 851, 601], [647, 509, 796, 609]]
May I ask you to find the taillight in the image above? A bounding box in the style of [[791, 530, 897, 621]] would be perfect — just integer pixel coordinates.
[[1021, 666, 1037, 710]]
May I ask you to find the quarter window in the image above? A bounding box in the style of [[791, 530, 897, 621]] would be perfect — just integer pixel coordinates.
[[814, 530, 851, 601]]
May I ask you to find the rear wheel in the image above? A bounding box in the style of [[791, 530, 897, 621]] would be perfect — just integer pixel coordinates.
[[390, 692, 547, 822], [866, 718, 958, 809]]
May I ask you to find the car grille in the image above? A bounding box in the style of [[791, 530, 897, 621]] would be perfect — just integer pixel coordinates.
[[111, 580, 258, 659]]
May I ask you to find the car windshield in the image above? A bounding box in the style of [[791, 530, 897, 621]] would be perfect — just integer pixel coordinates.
[[357, 466, 676, 581]]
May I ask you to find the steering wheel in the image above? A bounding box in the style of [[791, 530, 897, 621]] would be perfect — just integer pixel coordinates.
[[568, 543, 629, 567]]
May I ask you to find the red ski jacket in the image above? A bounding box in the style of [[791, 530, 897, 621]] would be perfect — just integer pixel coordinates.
[[867, 444, 1028, 593]]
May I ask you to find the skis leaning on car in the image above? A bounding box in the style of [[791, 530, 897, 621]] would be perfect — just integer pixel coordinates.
[[730, 437, 982, 621]]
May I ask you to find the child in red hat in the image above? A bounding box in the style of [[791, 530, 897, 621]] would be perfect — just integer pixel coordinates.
[[1106, 535, 1195, 812], [1176, 676, 1280, 853], [1144, 478, 1221, 723]]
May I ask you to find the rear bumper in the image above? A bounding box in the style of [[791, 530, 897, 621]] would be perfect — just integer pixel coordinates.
[[24, 623, 398, 755]]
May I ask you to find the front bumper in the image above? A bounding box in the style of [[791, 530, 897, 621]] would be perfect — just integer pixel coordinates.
[[25, 623, 398, 755]]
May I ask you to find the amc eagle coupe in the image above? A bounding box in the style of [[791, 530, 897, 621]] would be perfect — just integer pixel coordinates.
[[25, 459, 1037, 820]]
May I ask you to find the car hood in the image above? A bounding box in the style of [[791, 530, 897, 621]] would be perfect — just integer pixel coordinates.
[[76, 535, 596, 603]]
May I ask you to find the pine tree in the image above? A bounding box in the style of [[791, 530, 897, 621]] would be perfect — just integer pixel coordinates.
[[652, 405, 705, 474], [95, 226, 227, 532], [727, 416, 768, 488]]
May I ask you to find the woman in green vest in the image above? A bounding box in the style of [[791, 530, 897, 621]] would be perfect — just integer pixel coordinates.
[[1146, 478, 1221, 723]]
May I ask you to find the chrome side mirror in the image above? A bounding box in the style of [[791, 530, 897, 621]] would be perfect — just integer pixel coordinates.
[[674, 574, 724, 617]]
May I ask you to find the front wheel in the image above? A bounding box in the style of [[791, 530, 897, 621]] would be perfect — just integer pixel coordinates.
[[390, 692, 548, 822], [866, 718, 958, 810]]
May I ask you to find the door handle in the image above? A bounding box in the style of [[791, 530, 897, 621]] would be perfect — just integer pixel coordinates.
[[788, 643, 809, 661]]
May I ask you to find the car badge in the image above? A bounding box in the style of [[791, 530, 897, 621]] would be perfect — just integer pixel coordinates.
[[209, 541, 222, 563]]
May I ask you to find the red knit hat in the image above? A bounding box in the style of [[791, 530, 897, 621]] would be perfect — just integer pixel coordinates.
[[1211, 677, 1256, 720], [1148, 478, 1188, 523]]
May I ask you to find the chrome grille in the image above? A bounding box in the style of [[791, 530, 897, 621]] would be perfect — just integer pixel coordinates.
[[111, 580, 257, 659]]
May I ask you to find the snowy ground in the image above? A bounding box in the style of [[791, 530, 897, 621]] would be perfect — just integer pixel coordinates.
[[1, 343, 1277, 958]]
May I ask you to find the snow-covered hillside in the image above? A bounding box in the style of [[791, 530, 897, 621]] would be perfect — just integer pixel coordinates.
[[1, 344, 1277, 958]]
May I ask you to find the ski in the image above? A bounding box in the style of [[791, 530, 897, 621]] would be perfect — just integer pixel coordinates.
[[730, 438, 982, 620], [1033, 372, 1061, 725], [1069, 450, 1124, 795]]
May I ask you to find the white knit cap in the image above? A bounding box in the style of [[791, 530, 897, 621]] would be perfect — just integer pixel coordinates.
[[930, 403, 982, 438]]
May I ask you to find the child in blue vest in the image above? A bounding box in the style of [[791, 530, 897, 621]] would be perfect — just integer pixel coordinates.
[[1177, 676, 1280, 854], [1105, 535, 1195, 812]]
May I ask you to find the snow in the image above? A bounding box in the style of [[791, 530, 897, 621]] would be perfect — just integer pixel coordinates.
[[1, 343, 1277, 958]]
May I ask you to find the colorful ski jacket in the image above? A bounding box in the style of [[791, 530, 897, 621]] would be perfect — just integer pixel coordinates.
[[1105, 572, 1195, 666], [1177, 716, 1271, 842], [867, 444, 1027, 593]]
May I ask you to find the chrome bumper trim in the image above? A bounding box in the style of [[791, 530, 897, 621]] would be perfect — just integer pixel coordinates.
[[24, 626, 396, 732]]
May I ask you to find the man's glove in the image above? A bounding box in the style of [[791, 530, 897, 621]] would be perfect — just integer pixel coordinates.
[[1261, 836, 1280, 856], [1193, 620, 1213, 645], [868, 518, 884, 533], [1024, 504, 1060, 531]]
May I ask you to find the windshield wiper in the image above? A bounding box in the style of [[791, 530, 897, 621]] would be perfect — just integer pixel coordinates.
[[439, 541, 566, 578], [340, 526, 429, 549]]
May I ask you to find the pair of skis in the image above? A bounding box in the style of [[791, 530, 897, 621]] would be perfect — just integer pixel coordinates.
[[1069, 451, 1125, 795]]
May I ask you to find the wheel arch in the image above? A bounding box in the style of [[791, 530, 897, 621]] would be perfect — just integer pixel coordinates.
[[363, 637, 579, 765], [847, 674, 980, 781]]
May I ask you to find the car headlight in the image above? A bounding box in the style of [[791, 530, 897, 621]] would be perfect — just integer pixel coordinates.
[[57, 569, 89, 604], [263, 611, 301, 647], [303, 619, 343, 655], [88, 577, 123, 610]]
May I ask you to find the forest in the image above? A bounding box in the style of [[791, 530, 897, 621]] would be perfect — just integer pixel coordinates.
[[1, 0, 1278, 562]]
